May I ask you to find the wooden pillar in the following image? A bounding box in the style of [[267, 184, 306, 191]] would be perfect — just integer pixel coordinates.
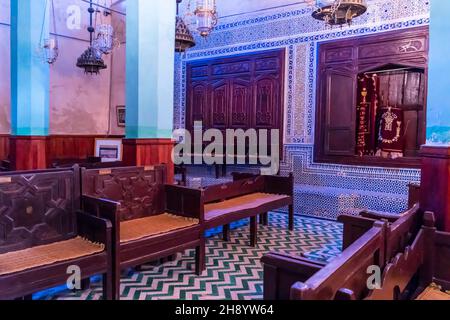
[[420, 146, 450, 232], [9, 137, 47, 171]]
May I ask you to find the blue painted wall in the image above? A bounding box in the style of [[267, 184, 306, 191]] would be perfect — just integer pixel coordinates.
[[10, 0, 50, 136], [427, 0, 450, 144]]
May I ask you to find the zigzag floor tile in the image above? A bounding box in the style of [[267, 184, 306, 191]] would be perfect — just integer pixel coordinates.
[[39, 213, 342, 300]]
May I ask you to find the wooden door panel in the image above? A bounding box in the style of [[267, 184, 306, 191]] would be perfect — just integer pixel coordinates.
[[211, 80, 229, 130], [230, 78, 252, 129], [186, 49, 286, 157], [187, 82, 209, 132], [255, 76, 279, 129], [324, 68, 357, 156]]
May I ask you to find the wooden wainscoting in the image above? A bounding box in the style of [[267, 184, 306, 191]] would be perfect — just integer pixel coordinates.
[[0, 134, 9, 161], [0, 135, 125, 170]]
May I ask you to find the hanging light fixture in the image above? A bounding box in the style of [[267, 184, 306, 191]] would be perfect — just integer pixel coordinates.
[[92, 0, 120, 55], [175, 0, 196, 53], [76, 0, 107, 75], [309, 0, 368, 27], [38, 0, 59, 64], [185, 0, 218, 38]]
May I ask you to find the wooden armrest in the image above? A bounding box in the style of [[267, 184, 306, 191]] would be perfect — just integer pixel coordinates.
[[262, 252, 326, 275], [76, 210, 112, 245], [262, 252, 325, 300], [360, 210, 400, 222], [82, 195, 120, 222], [337, 214, 377, 250], [263, 173, 294, 196], [164, 184, 204, 222], [337, 214, 377, 225]]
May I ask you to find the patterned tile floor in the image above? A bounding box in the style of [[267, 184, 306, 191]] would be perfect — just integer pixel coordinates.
[[38, 213, 342, 300]]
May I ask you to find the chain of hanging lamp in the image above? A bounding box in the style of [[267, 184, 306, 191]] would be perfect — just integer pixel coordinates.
[[38, 0, 59, 64], [76, 0, 107, 75]]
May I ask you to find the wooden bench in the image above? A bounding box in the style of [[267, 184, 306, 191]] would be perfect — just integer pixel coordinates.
[[52, 158, 124, 170], [0, 166, 113, 300], [263, 203, 450, 300], [338, 203, 422, 251], [262, 221, 388, 300], [81, 165, 205, 300], [173, 174, 294, 246]]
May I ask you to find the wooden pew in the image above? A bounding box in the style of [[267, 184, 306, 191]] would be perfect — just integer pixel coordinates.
[[204, 174, 294, 243], [263, 221, 387, 300], [80, 165, 205, 300], [0, 166, 113, 300], [52, 158, 124, 170], [171, 173, 294, 246], [231, 171, 282, 226], [264, 206, 450, 300], [338, 203, 421, 251]]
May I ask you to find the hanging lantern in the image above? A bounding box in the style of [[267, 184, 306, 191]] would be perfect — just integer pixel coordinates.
[[76, 46, 107, 75], [92, 1, 120, 55], [193, 0, 218, 37], [93, 24, 120, 55], [38, 0, 59, 64], [184, 0, 218, 38], [76, 0, 107, 75], [175, 0, 196, 53]]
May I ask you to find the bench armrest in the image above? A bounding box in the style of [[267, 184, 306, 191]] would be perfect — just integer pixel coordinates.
[[261, 252, 325, 300], [360, 210, 400, 222], [76, 210, 112, 246], [263, 173, 294, 197], [82, 195, 120, 221], [337, 214, 377, 250], [164, 185, 204, 222], [82, 195, 121, 247]]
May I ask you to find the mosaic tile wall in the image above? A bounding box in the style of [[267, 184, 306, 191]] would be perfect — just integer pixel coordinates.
[[174, 0, 429, 219]]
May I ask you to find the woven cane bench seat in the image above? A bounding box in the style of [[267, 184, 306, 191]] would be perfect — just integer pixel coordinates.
[[120, 213, 200, 243], [205, 193, 290, 221], [0, 237, 105, 276]]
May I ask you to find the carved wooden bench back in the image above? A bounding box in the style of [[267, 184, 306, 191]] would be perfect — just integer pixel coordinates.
[[385, 203, 422, 263], [81, 166, 167, 222], [291, 221, 387, 300], [0, 167, 79, 254], [202, 176, 266, 203]]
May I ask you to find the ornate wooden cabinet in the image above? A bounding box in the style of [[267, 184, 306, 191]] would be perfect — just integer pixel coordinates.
[[186, 49, 285, 152], [315, 27, 429, 168]]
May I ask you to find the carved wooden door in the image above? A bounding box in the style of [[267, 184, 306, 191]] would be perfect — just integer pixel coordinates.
[[187, 81, 209, 132], [230, 78, 252, 129]]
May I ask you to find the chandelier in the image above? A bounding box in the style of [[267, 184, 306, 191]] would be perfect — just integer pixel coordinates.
[[76, 0, 107, 75], [185, 0, 218, 38], [38, 0, 59, 64], [309, 0, 368, 27], [175, 0, 196, 53], [92, 1, 120, 55]]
